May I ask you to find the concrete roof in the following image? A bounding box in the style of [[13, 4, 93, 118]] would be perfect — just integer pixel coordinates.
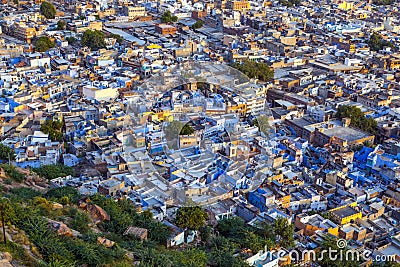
[[322, 126, 372, 142]]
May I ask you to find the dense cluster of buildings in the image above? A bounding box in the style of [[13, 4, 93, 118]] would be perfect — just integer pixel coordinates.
[[1, 0, 400, 266]]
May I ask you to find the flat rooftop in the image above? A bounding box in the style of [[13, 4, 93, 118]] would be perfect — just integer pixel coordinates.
[[332, 206, 359, 219], [322, 126, 372, 142]]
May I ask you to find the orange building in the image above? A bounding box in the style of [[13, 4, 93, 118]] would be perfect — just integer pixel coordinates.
[[295, 214, 339, 237], [155, 24, 177, 35], [227, 0, 250, 11]]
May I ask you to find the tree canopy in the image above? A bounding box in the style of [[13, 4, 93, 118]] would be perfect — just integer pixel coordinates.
[[34, 36, 55, 52], [192, 20, 204, 30], [56, 20, 66, 30], [81, 30, 106, 51], [273, 217, 295, 248], [174, 206, 208, 230], [367, 33, 395, 51], [109, 33, 124, 44], [32, 164, 74, 180], [231, 60, 274, 81], [180, 123, 195, 135], [0, 164, 24, 182], [40, 118, 63, 142], [216, 217, 276, 253], [1, 185, 263, 267], [279, 0, 300, 7], [336, 105, 378, 135], [161, 11, 178, 23], [66, 36, 77, 45], [0, 143, 15, 161], [253, 115, 270, 136], [40, 1, 56, 19], [317, 235, 359, 267]]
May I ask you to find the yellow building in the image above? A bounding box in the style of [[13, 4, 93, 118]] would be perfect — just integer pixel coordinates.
[[267, 173, 284, 183], [331, 206, 362, 225], [16, 25, 36, 44], [279, 194, 291, 209], [123, 6, 146, 20], [179, 135, 200, 149], [227, 0, 250, 11], [329, 200, 358, 212], [356, 13, 368, 19], [141, 110, 173, 124], [134, 135, 145, 148], [227, 102, 247, 117], [75, 21, 103, 33], [99, 8, 116, 18], [338, 1, 354, 10], [388, 57, 400, 70]]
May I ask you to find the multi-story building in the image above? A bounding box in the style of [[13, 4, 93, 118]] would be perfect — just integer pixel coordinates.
[[330, 206, 362, 225], [155, 24, 177, 35], [226, 0, 250, 11], [122, 6, 146, 20]]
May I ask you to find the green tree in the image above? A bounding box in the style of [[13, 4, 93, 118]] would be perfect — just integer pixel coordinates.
[[0, 164, 24, 182], [371, 262, 400, 267], [179, 123, 194, 135], [207, 236, 249, 267], [317, 235, 359, 267], [81, 30, 106, 51], [8, 187, 41, 201], [66, 36, 76, 44], [231, 60, 274, 81], [321, 212, 334, 221], [161, 11, 178, 23], [217, 217, 247, 238], [0, 194, 130, 267], [109, 33, 124, 44], [40, 1, 57, 19], [0, 144, 15, 161], [44, 187, 80, 204], [174, 206, 208, 230], [172, 248, 208, 267], [367, 33, 395, 51], [256, 221, 276, 244], [253, 115, 270, 136], [274, 217, 295, 248], [199, 225, 212, 243], [56, 20, 66, 30], [0, 198, 16, 227], [32, 165, 74, 180], [69, 208, 91, 233], [192, 20, 203, 30], [336, 105, 378, 134], [13, 0, 18, 5], [242, 230, 265, 252], [40, 118, 63, 142], [34, 36, 55, 52]]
